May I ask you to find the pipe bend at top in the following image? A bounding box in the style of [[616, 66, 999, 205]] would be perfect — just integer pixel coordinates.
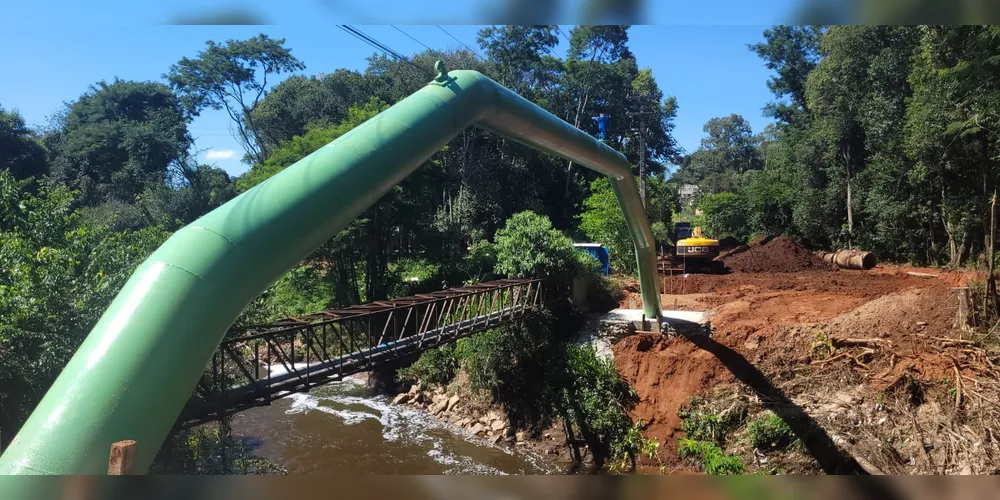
[[0, 67, 661, 480]]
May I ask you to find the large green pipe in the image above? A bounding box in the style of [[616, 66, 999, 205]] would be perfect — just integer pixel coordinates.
[[0, 64, 661, 475]]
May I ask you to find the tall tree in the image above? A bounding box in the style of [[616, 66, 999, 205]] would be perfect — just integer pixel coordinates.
[[48, 79, 190, 205], [674, 114, 762, 193], [166, 34, 305, 165], [0, 105, 47, 180], [748, 25, 825, 125]]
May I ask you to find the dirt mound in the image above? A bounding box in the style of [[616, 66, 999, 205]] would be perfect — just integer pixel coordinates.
[[723, 236, 832, 273], [824, 287, 957, 342]]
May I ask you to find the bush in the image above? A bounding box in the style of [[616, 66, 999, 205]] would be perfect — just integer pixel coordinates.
[[554, 344, 638, 463], [398, 344, 457, 387], [151, 422, 285, 475], [678, 438, 745, 475], [678, 397, 746, 445], [746, 411, 796, 451], [494, 210, 581, 280]]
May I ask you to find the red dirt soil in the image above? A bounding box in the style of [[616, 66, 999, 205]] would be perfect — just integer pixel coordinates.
[[611, 237, 986, 470], [722, 235, 833, 273]]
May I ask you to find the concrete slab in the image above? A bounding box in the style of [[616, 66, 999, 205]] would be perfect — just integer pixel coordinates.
[[574, 308, 713, 362]]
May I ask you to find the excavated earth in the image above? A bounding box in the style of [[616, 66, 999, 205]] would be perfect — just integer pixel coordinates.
[[614, 238, 999, 475]]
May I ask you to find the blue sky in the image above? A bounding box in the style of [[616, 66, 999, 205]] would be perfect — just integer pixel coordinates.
[[1, 4, 792, 176]]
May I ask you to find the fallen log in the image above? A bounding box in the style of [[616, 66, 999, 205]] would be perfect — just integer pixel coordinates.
[[820, 249, 877, 270]]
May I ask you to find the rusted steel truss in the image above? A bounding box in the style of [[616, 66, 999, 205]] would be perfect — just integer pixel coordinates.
[[180, 278, 545, 426]]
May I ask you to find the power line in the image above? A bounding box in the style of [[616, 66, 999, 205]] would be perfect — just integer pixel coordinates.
[[557, 26, 571, 43], [391, 25, 434, 53], [435, 25, 484, 60], [338, 25, 431, 77]]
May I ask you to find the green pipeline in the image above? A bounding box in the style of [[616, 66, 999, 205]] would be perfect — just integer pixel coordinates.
[[0, 65, 661, 476]]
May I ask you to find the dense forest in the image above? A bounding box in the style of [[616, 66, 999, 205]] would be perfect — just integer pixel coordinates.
[[3, 24, 1000, 471]]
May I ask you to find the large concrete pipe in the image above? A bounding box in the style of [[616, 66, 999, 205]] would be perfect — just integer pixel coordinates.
[[821, 249, 877, 270]]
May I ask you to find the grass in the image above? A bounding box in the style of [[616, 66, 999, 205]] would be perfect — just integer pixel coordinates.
[[677, 438, 745, 475]]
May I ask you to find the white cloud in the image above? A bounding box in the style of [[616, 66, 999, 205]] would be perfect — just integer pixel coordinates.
[[205, 149, 237, 160]]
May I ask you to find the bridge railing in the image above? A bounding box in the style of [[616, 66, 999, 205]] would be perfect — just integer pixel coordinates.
[[180, 278, 545, 425]]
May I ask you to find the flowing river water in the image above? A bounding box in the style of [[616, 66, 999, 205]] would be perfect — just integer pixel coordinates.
[[229, 376, 561, 474]]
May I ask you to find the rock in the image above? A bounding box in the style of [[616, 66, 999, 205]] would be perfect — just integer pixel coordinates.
[[446, 394, 460, 411], [432, 393, 446, 405], [408, 383, 421, 396], [435, 386, 446, 395], [544, 433, 551, 439], [493, 434, 503, 444], [515, 431, 527, 442], [470, 423, 485, 435], [391, 393, 408, 405], [490, 420, 506, 432], [479, 416, 490, 425], [456, 418, 470, 427], [431, 399, 449, 415]]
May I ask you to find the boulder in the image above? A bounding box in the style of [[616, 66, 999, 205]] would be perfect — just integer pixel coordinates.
[[391, 393, 408, 405], [431, 399, 449, 415], [470, 423, 485, 435], [490, 420, 506, 432], [408, 383, 421, 396], [446, 394, 460, 412], [456, 418, 470, 427], [515, 431, 527, 442], [492, 434, 503, 444], [432, 393, 446, 405]]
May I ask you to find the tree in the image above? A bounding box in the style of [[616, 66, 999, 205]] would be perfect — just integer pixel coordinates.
[[48, 79, 190, 206], [477, 25, 559, 96], [578, 177, 636, 274], [699, 192, 749, 241], [166, 34, 305, 165], [673, 114, 762, 194], [748, 25, 825, 125], [250, 69, 370, 150], [0, 171, 169, 449], [0, 105, 47, 180], [494, 210, 581, 280]]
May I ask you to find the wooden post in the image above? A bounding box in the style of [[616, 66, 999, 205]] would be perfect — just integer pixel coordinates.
[[107, 440, 137, 475], [955, 287, 971, 331]]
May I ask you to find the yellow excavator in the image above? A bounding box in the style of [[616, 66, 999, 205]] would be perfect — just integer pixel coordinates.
[[661, 222, 722, 273]]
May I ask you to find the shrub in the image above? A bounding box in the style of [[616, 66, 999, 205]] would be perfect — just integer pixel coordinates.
[[678, 397, 746, 445], [746, 411, 796, 451], [609, 420, 662, 473], [554, 344, 638, 462], [678, 438, 745, 475], [398, 344, 457, 387], [493, 211, 581, 280]]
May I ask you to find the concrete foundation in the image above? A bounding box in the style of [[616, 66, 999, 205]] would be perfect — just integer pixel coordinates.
[[574, 308, 712, 361]]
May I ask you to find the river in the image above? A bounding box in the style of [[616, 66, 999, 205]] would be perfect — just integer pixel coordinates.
[[229, 376, 560, 474]]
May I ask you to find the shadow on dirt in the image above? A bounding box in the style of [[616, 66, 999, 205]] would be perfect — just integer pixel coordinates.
[[681, 331, 902, 498]]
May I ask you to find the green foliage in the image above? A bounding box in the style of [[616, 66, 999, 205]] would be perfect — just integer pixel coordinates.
[[166, 33, 305, 164], [579, 177, 636, 275], [48, 79, 190, 205], [678, 396, 747, 445], [389, 257, 441, 297], [0, 172, 169, 447], [554, 344, 638, 461], [237, 98, 389, 191], [0, 105, 47, 180], [266, 265, 333, 318], [746, 411, 796, 451], [699, 192, 749, 241], [398, 344, 458, 387], [493, 210, 581, 279], [609, 420, 662, 473], [678, 438, 746, 475]]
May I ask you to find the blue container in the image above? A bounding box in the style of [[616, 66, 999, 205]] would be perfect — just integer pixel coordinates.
[[574, 243, 610, 276]]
